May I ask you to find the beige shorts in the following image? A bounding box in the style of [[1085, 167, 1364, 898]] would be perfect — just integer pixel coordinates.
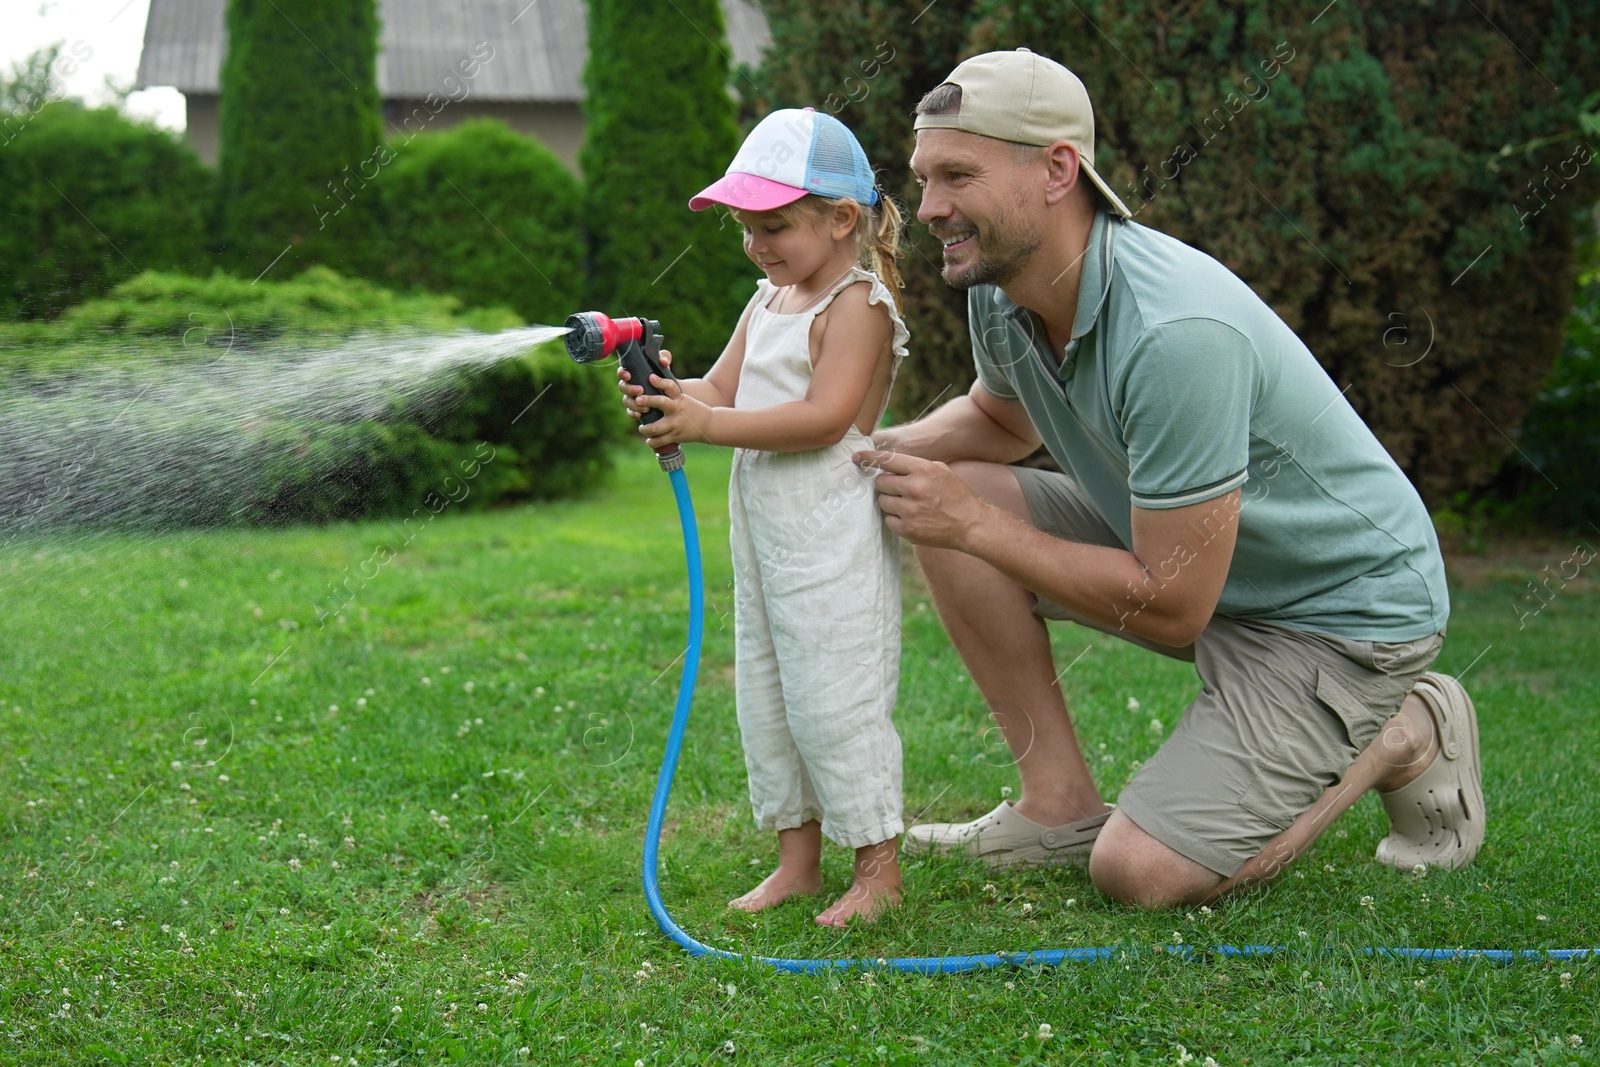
[[1013, 466, 1444, 878]]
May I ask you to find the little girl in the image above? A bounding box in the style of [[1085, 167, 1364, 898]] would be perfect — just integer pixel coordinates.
[[620, 107, 909, 926]]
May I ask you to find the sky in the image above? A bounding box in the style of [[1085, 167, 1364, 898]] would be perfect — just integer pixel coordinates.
[[1, 0, 186, 130]]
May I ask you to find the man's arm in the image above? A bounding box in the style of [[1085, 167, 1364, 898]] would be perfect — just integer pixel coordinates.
[[861, 450, 1239, 647], [871, 381, 1041, 464]]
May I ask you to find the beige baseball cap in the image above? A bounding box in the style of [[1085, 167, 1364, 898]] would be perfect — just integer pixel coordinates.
[[914, 48, 1132, 219]]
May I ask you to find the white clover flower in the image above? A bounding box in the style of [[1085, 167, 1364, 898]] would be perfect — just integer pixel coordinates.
[[1175, 1045, 1195, 1065], [1561, 972, 1573, 987], [1036, 1023, 1053, 1041], [391, 1005, 402, 1014], [1066, 898, 1078, 907], [1360, 895, 1374, 910], [723, 1040, 735, 1053], [1149, 718, 1164, 733], [1538, 914, 1549, 922], [1021, 902, 1033, 916], [421, 677, 431, 686], [1568, 1035, 1582, 1048], [1171, 931, 1183, 945], [1000, 785, 1013, 797], [1127, 697, 1141, 711]]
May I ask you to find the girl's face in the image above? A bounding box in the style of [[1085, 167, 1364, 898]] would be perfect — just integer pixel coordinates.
[[737, 207, 849, 288]]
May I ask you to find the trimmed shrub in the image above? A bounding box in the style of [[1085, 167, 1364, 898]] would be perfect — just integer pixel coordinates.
[[754, 1, 1600, 504], [0, 270, 620, 530], [0, 102, 212, 319], [381, 119, 585, 327], [214, 0, 387, 279], [580, 0, 752, 374], [18, 266, 521, 350]]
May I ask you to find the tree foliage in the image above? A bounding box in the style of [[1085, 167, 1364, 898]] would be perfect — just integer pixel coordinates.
[[214, 0, 386, 279], [580, 0, 751, 372], [755, 0, 1600, 503]]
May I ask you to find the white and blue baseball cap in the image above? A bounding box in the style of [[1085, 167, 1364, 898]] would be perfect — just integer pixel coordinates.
[[689, 107, 879, 212]]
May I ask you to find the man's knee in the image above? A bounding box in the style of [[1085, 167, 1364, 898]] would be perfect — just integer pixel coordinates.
[[1087, 810, 1221, 910], [947, 461, 1028, 517]]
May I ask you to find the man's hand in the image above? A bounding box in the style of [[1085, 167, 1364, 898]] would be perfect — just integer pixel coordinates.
[[853, 449, 991, 551]]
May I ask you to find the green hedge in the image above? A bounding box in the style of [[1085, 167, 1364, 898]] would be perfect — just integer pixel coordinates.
[[380, 119, 585, 327], [0, 102, 212, 320], [0, 270, 621, 530]]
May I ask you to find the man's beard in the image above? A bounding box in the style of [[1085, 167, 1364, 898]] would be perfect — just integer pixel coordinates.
[[936, 211, 1041, 289]]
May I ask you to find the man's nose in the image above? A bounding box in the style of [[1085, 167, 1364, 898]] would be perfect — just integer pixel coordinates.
[[916, 187, 946, 226]]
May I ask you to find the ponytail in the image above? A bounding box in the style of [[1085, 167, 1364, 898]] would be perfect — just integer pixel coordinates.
[[857, 191, 906, 312]]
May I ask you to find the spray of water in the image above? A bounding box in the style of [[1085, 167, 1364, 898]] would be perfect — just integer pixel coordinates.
[[0, 324, 572, 539]]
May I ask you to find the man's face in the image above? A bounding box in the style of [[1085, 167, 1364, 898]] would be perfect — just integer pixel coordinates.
[[909, 129, 1041, 289]]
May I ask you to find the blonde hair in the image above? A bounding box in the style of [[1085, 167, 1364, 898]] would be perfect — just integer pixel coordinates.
[[734, 192, 906, 311]]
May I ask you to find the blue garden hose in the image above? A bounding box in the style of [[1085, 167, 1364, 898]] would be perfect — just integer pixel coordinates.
[[641, 464, 1596, 973]]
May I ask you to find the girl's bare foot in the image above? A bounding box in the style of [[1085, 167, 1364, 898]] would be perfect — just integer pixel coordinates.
[[728, 866, 824, 912], [815, 879, 900, 926], [815, 836, 901, 928], [729, 821, 823, 912]]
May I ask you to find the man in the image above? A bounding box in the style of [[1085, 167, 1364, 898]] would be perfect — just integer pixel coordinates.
[[857, 49, 1483, 909]]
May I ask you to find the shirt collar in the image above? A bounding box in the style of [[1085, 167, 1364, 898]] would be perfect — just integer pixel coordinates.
[[999, 208, 1113, 343]]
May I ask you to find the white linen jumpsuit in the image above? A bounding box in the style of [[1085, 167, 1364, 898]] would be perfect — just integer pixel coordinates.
[[729, 266, 909, 849]]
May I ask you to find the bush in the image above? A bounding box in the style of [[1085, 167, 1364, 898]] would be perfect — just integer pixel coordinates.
[[754, 1, 1600, 504], [0, 269, 621, 530], [580, 0, 752, 374], [0, 101, 212, 319], [381, 120, 585, 327], [214, 0, 387, 279]]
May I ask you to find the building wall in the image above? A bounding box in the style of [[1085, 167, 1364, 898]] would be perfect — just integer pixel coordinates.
[[183, 94, 585, 172], [382, 100, 586, 172], [185, 93, 220, 164]]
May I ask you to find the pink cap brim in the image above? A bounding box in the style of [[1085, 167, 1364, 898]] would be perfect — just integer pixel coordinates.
[[688, 172, 809, 212]]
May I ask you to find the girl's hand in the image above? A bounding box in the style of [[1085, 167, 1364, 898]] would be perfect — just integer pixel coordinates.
[[635, 373, 716, 446], [617, 350, 673, 419]]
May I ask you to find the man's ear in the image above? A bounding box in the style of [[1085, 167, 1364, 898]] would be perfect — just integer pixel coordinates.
[[1042, 141, 1083, 206]]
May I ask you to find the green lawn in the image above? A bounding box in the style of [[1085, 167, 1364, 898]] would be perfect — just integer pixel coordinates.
[[1, 443, 1596, 1065]]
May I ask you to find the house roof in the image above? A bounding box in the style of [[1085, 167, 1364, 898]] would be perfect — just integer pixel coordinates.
[[135, 0, 771, 101]]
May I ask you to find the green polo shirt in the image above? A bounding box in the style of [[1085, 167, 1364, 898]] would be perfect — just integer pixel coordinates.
[[970, 210, 1448, 642]]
